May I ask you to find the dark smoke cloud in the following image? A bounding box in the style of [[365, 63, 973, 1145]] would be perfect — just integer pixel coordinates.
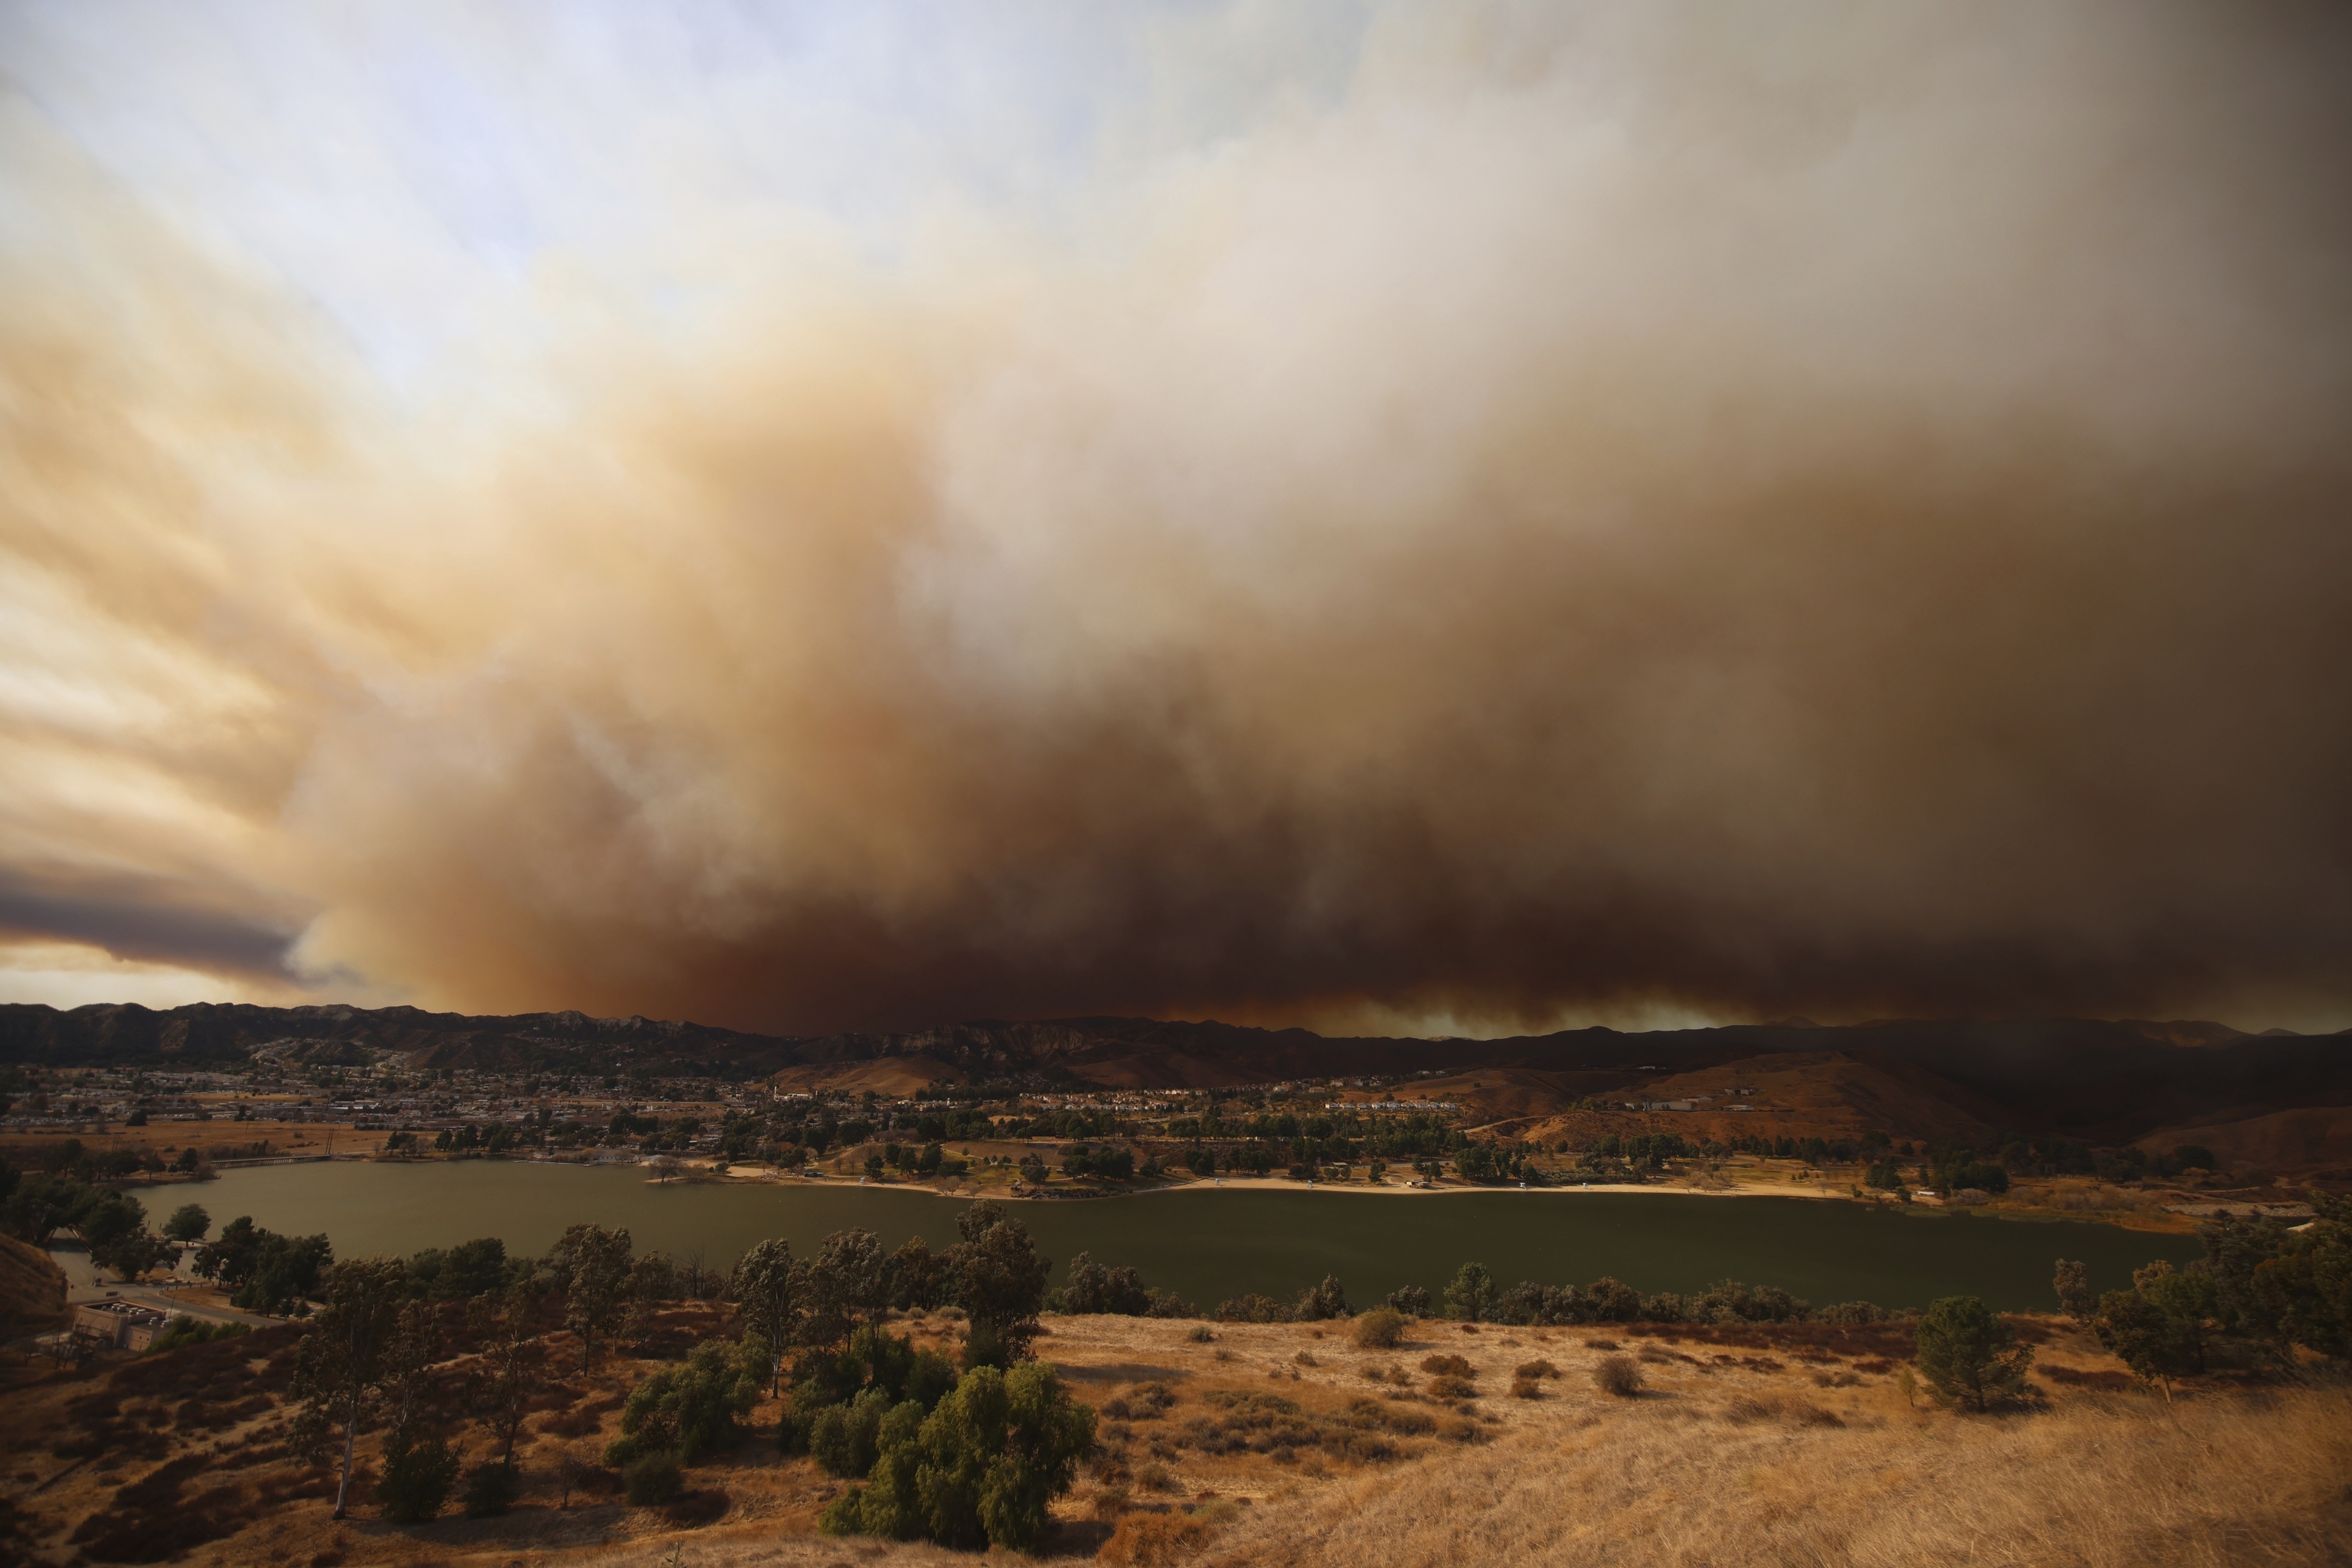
[[0, 865, 302, 979], [2, 4, 2349, 1033]]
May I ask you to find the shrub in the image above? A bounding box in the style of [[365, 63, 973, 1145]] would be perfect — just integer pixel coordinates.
[[1418, 1354, 1472, 1377], [1353, 1308, 1406, 1349], [375, 1432, 461, 1523], [810, 1387, 895, 1478], [1060, 1252, 1160, 1316], [1593, 1355, 1644, 1397], [1514, 1358, 1560, 1380], [1187, 1325, 1217, 1343], [1497, 1280, 1587, 1325], [797, 1323, 960, 1418], [1294, 1276, 1350, 1321], [1816, 1300, 1890, 1326], [1583, 1277, 1642, 1322], [1126, 1381, 1178, 1417], [146, 1318, 250, 1355], [1214, 1293, 1293, 1324], [1915, 1295, 2034, 1412], [1509, 1376, 1541, 1399], [1693, 1279, 1811, 1325], [1098, 1501, 1236, 1567], [604, 1339, 762, 1466], [622, 1452, 682, 1507], [1948, 1162, 2011, 1194], [818, 1488, 864, 1536], [460, 1461, 519, 1517], [823, 1361, 1096, 1552]]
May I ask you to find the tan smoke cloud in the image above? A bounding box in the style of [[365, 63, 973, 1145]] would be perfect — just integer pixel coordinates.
[[3, 4, 2349, 1034]]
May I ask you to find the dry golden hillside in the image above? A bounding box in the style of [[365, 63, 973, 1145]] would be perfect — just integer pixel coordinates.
[[0, 1233, 67, 1338], [2135, 1106, 2352, 1174], [8, 1300, 2344, 1568], [769, 1055, 967, 1096], [1418, 1052, 2004, 1148]]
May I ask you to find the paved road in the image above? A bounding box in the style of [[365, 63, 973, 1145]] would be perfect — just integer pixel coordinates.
[[52, 1242, 278, 1328]]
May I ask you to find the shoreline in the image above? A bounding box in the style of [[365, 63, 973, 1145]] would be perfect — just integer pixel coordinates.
[[661, 1165, 1848, 1203], [315, 1157, 2191, 1230], [1116, 1175, 1847, 1201]]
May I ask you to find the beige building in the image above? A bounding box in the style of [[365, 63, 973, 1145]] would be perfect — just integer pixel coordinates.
[[70, 1298, 171, 1351]]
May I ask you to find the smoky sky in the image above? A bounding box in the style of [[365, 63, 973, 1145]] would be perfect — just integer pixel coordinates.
[[2, 2, 2349, 1035]]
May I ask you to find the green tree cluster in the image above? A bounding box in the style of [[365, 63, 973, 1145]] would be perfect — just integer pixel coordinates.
[[2057, 1198, 2351, 1395], [1055, 1251, 1191, 1318], [819, 1362, 1096, 1552], [198, 1215, 333, 1312], [603, 1338, 764, 1467], [2, 1174, 172, 1276]]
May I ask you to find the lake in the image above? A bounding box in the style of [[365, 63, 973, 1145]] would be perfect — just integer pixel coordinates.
[[188, 1162, 2200, 1313]]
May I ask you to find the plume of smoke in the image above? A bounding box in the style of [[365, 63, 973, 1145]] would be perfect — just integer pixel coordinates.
[[2, 3, 2348, 1032]]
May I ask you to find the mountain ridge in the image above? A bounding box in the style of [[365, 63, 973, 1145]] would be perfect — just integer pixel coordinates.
[[5, 1001, 2346, 1159]]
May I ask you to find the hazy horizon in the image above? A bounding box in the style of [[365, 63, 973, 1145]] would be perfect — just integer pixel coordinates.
[[4, 3, 2350, 1038]]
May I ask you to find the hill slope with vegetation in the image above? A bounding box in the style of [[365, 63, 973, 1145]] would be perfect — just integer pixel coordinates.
[[5, 1002, 2347, 1168]]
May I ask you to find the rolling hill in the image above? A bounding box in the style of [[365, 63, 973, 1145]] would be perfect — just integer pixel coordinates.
[[3, 1002, 2344, 1166]]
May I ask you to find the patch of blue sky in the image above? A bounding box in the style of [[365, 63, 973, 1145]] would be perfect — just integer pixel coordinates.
[[0, 0, 1372, 385]]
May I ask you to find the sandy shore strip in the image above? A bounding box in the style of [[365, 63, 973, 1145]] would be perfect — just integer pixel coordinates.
[[683, 1166, 1852, 1202], [1120, 1175, 1848, 1200]]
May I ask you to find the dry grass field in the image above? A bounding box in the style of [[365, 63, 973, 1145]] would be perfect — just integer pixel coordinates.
[[3, 1306, 2344, 1568]]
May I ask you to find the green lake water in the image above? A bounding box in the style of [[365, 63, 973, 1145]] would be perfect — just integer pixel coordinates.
[[192, 1163, 2197, 1313]]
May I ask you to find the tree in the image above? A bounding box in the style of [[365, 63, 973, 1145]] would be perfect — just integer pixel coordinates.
[[1913, 1295, 2034, 1412], [730, 1238, 804, 1393], [2250, 1197, 2351, 1361], [425, 1236, 511, 1300], [805, 1228, 890, 1352], [289, 1257, 412, 1519], [196, 1215, 261, 1285], [825, 1361, 1095, 1551], [237, 1231, 334, 1314], [622, 1252, 679, 1345], [2093, 1260, 2219, 1398], [378, 1426, 462, 1524], [548, 1223, 632, 1371], [471, 1286, 547, 1478], [888, 1235, 948, 1312], [947, 1203, 1050, 1369], [603, 1338, 763, 1465], [106, 1230, 178, 1282], [75, 1189, 158, 1277], [1, 1174, 91, 1249], [163, 1203, 211, 1245], [2053, 1259, 2094, 1321], [1443, 1262, 1498, 1323], [2195, 1200, 2352, 1364], [375, 1300, 459, 1523]]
